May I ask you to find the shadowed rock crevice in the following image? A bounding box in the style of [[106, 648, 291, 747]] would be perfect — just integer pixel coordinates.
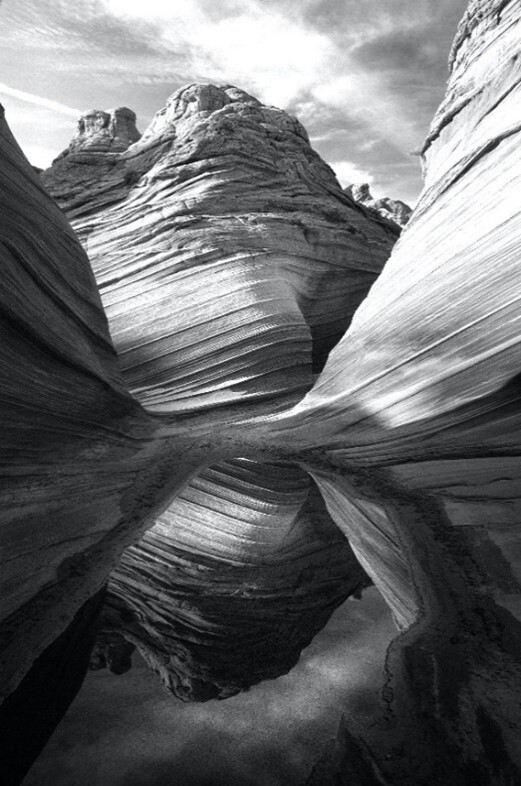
[[0, 588, 106, 786]]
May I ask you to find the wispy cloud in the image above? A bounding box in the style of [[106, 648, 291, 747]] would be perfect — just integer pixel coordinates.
[[330, 160, 375, 188], [0, 83, 81, 117], [0, 0, 470, 201], [102, 0, 334, 108]]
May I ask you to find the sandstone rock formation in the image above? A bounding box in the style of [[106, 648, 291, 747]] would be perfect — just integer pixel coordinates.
[[60, 107, 141, 155], [42, 84, 395, 700], [102, 464, 368, 701], [1, 0, 521, 782], [345, 182, 412, 227], [43, 84, 398, 386], [293, 0, 521, 781], [0, 81, 395, 779]]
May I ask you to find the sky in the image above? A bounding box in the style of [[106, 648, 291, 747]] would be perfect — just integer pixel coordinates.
[[24, 588, 396, 786], [0, 0, 469, 205]]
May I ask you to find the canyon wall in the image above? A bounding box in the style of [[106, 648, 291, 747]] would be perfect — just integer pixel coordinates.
[[42, 85, 395, 700], [1, 0, 520, 782], [291, 0, 521, 781]]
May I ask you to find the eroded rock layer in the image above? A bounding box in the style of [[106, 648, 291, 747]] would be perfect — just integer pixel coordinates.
[[43, 84, 398, 409], [0, 105, 219, 779], [42, 85, 393, 700], [5, 1, 521, 779], [287, 0, 521, 782], [101, 462, 368, 700]]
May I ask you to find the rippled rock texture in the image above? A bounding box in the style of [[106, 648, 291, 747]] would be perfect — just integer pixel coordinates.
[[345, 182, 412, 227], [2, 0, 521, 782], [42, 83, 394, 701], [295, 0, 521, 782]]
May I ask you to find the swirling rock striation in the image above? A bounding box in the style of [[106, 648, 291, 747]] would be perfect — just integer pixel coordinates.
[[101, 462, 368, 700], [42, 85, 393, 701], [0, 103, 212, 782], [4, 1, 521, 780], [288, 0, 521, 782], [43, 83, 398, 403]]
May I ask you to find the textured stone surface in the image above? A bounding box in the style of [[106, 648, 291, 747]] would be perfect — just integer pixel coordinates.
[[0, 97, 260, 767], [42, 84, 393, 701], [345, 182, 412, 227], [287, 0, 521, 781], [102, 463, 368, 700], [43, 84, 398, 396], [3, 0, 521, 781], [61, 107, 141, 155]]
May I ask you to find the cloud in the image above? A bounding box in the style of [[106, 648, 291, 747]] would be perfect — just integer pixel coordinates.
[[0, 0, 471, 203], [0, 83, 81, 117], [102, 0, 334, 108], [330, 160, 375, 188]]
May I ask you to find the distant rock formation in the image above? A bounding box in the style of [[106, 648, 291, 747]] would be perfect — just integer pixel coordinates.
[[57, 106, 141, 156], [345, 182, 412, 227], [43, 84, 398, 380]]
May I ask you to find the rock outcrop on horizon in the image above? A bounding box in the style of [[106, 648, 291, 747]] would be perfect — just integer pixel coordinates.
[[344, 182, 412, 227], [1, 0, 521, 783]]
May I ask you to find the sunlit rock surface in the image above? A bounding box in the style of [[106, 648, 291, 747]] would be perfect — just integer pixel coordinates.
[[61, 107, 141, 155], [42, 84, 394, 702], [344, 182, 412, 227], [3, 0, 521, 781], [43, 83, 398, 402], [286, 0, 521, 782], [102, 463, 368, 700]]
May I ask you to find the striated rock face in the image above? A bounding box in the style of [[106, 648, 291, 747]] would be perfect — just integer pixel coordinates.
[[102, 463, 368, 700], [41, 83, 393, 700], [345, 182, 412, 227], [288, 0, 521, 782], [43, 83, 398, 391], [61, 107, 141, 155], [3, 0, 521, 781]]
